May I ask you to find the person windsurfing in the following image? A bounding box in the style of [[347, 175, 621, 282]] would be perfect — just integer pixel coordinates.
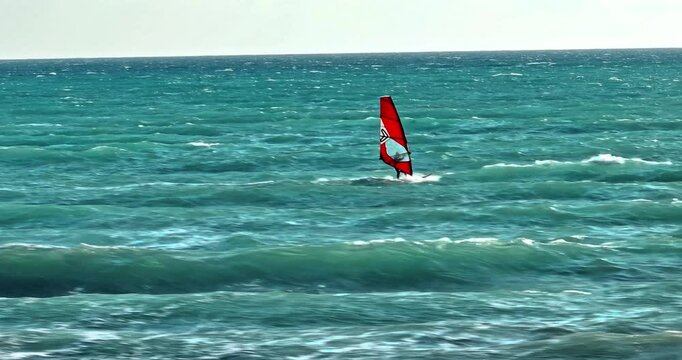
[[379, 96, 413, 179]]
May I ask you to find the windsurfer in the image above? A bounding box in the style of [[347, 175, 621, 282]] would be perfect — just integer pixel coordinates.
[[391, 151, 410, 162]]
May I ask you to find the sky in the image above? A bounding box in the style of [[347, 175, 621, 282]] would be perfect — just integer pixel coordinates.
[[1, 0, 680, 60]]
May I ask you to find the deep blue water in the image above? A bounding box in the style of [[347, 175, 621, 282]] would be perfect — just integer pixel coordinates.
[[1, 49, 682, 359]]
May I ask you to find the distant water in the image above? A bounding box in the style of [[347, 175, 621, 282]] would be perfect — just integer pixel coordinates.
[[1, 49, 682, 359]]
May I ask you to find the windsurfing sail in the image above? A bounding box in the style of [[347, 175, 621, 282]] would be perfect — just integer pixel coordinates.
[[379, 96, 413, 177]]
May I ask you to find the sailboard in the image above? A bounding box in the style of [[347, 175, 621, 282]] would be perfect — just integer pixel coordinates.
[[379, 96, 413, 178]]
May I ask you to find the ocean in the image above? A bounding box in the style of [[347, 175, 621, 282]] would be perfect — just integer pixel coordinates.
[[1, 49, 681, 359]]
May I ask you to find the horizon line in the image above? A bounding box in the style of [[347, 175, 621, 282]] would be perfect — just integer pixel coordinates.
[[1, 46, 680, 62]]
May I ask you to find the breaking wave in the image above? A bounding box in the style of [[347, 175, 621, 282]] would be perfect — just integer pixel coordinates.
[[484, 154, 672, 168]]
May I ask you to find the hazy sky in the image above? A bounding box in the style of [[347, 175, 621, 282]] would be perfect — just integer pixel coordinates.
[[1, 0, 680, 59]]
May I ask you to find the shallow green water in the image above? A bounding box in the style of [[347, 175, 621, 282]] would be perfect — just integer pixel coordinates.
[[1, 49, 681, 358]]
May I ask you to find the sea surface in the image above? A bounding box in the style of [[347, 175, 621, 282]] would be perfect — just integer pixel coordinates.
[[1, 49, 681, 359]]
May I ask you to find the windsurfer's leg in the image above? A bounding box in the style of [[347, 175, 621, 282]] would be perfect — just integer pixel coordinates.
[[396, 169, 400, 179]]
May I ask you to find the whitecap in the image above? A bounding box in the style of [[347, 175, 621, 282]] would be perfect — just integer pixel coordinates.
[[0, 243, 69, 250], [549, 239, 617, 249], [534, 159, 563, 166], [351, 238, 407, 246], [453, 237, 500, 245], [562, 289, 591, 295], [484, 154, 670, 168], [583, 153, 626, 164], [351, 237, 502, 247], [314, 173, 440, 184], [520, 238, 535, 246], [492, 73, 523, 77], [399, 173, 441, 183], [483, 162, 534, 168], [582, 153, 671, 165], [16, 123, 62, 127], [80, 243, 135, 250], [522, 290, 549, 295], [86, 145, 127, 152], [188, 141, 220, 148], [4, 352, 51, 359], [80, 330, 121, 342]]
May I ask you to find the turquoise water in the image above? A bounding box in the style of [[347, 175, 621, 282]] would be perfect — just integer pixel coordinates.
[[1, 49, 682, 358]]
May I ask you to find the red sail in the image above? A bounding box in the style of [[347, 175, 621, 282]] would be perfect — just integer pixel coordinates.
[[379, 96, 412, 175]]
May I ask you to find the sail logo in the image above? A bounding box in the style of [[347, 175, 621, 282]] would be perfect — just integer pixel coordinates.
[[380, 128, 390, 144]]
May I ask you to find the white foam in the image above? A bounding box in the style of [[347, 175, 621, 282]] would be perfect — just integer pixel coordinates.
[[582, 153, 671, 165], [0, 243, 69, 250], [492, 72, 523, 77], [313, 173, 441, 184], [351, 238, 407, 246], [80, 330, 121, 342], [484, 154, 671, 168], [3, 352, 51, 359], [549, 239, 617, 249], [520, 238, 535, 246], [484, 162, 530, 168], [188, 141, 220, 148], [521, 290, 549, 295], [399, 173, 442, 183], [562, 289, 592, 295], [628, 198, 653, 202], [80, 243, 135, 250], [452, 237, 500, 244], [350, 237, 503, 247], [16, 123, 62, 127], [484, 159, 565, 168], [86, 145, 127, 152], [534, 160, 563, 166]]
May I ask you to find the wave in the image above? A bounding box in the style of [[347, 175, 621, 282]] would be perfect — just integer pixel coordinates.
[[314, 173, 441, 186], [492, 72, 523, 77], [188, 141, 221, 148], [484, 154, 672, 168], [475, 154, 680, 183], [0, 238, 653, 297], [512, 331, 682, 359], [0, 144, 145, 164]]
